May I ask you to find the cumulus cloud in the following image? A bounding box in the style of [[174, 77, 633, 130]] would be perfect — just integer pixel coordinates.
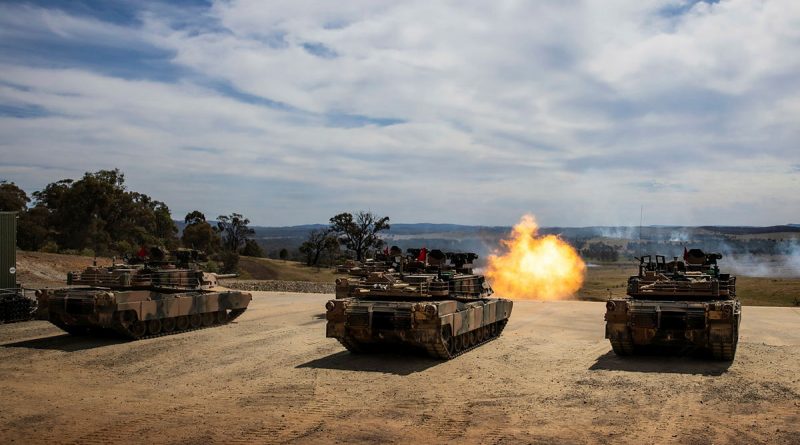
[[0, 0, 798, 226]]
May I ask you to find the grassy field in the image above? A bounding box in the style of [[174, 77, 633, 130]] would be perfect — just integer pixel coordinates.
[[580, 262, 800, 307], [237, 256, 347, 283]]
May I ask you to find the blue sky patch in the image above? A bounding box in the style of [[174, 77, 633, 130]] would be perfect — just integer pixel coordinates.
[[301, 42, 339, 59]]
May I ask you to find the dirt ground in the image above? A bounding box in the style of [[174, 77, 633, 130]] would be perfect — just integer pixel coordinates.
[[1, 294, 798, 445]]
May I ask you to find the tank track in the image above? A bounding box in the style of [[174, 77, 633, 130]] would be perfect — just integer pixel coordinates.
[[337, 335, 369, 353], [609, 338, 635, 356], [77, 308, 248, 340], [425, 320, 508, 360], [336, 320, 509, 360], [710, 340, 737, 361]]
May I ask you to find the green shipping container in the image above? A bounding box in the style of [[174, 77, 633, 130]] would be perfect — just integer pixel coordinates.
[[0, 212, 17, 289]]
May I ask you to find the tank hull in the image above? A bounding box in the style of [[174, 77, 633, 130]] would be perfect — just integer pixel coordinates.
[[605, 299, 741, 360], [38, 287, 251, 339], [326, 297, 513, 359]]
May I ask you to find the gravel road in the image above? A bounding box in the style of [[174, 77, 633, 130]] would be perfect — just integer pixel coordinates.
[[0, 294, 798, 444]]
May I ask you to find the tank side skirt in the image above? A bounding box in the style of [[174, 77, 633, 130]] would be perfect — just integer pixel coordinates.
[[45, 291, 252, 340]]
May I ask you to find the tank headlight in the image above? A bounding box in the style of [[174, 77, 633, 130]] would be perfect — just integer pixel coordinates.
[[325, 301, 336, 311], [425, 304, 437, 316], [606, 301, 616, 311]]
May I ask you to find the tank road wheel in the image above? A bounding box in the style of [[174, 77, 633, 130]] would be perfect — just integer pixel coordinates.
[[175, 316, 189, 331], [455, 334, 466, 352], [129, 321, 147, 339], [201, 312, 215, 327], [147, 319, 162, 335], [468, 331, 478, 347], [442, 327, 455, 356], [161, 317, 176, 333], [189, 313, 202, 329], [215, 310, 229, 324]]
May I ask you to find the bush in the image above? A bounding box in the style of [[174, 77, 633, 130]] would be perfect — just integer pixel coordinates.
[[80, 248, 95, 257], [113, 240, 133, 257], [40, 241, 59, 253], [219, 251, 240, 274], [204, 260, 219, 273], [241, 239, 264, 257]]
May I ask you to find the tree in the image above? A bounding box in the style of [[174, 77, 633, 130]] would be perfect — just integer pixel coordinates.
[[216, 213, 255, 252], [241, 239, 264, 257], [17, 206, 49, 251], [218, 250, 240, 274], [16, 169, 178, 255], [181, 210, 220, 253], [329, 211, 390, 261], [582, 242, 620, 262], [299, 228, 339, 266], [184, 210, 206, 226], [0, 181, 29, 212], [279, 248, 289, 261]]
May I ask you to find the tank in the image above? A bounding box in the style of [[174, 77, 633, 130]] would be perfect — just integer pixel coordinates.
[[0, 211, 36, 323], [36, 247, 252, 339], [604, 249, 740, 360], [326, 249, 513, 359]]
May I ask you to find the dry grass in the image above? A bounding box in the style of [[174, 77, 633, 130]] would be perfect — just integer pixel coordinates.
[[237, 256, 347, 283]]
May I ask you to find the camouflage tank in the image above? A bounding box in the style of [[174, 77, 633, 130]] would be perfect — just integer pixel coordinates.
[[327, 249, 513, 359], [36, 247, 251, 339], [605, 249, 740, 360], [0, 211, 36, 323]]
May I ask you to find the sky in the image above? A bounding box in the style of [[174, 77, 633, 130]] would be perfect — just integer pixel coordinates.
[[0, 0, 798, 227]]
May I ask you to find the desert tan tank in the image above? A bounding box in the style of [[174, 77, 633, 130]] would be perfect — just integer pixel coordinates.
[[36, 248, 251, 339], [327, 249, 513, 359], [605, 249, 740, 360]]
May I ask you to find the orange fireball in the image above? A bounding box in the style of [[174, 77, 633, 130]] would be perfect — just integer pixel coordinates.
[[486, 214, 585, 300]]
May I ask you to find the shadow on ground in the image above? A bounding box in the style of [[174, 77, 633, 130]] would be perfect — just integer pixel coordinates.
[[297, 350, 441, 375], [589, 350, 732, 376], [1, 333, 126, 352]]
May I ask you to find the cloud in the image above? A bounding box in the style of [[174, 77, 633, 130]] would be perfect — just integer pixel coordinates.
[[0, 0, 799, 226]]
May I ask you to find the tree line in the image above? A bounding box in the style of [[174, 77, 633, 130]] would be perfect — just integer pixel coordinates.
[[0, 170, 257, 273], [1, 169, 393, 271]]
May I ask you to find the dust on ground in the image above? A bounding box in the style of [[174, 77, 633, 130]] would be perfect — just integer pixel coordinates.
[[1, 296, 797, 444]]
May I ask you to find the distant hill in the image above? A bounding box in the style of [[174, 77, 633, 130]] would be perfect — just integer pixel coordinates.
[[173, 220, 800, 259]]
